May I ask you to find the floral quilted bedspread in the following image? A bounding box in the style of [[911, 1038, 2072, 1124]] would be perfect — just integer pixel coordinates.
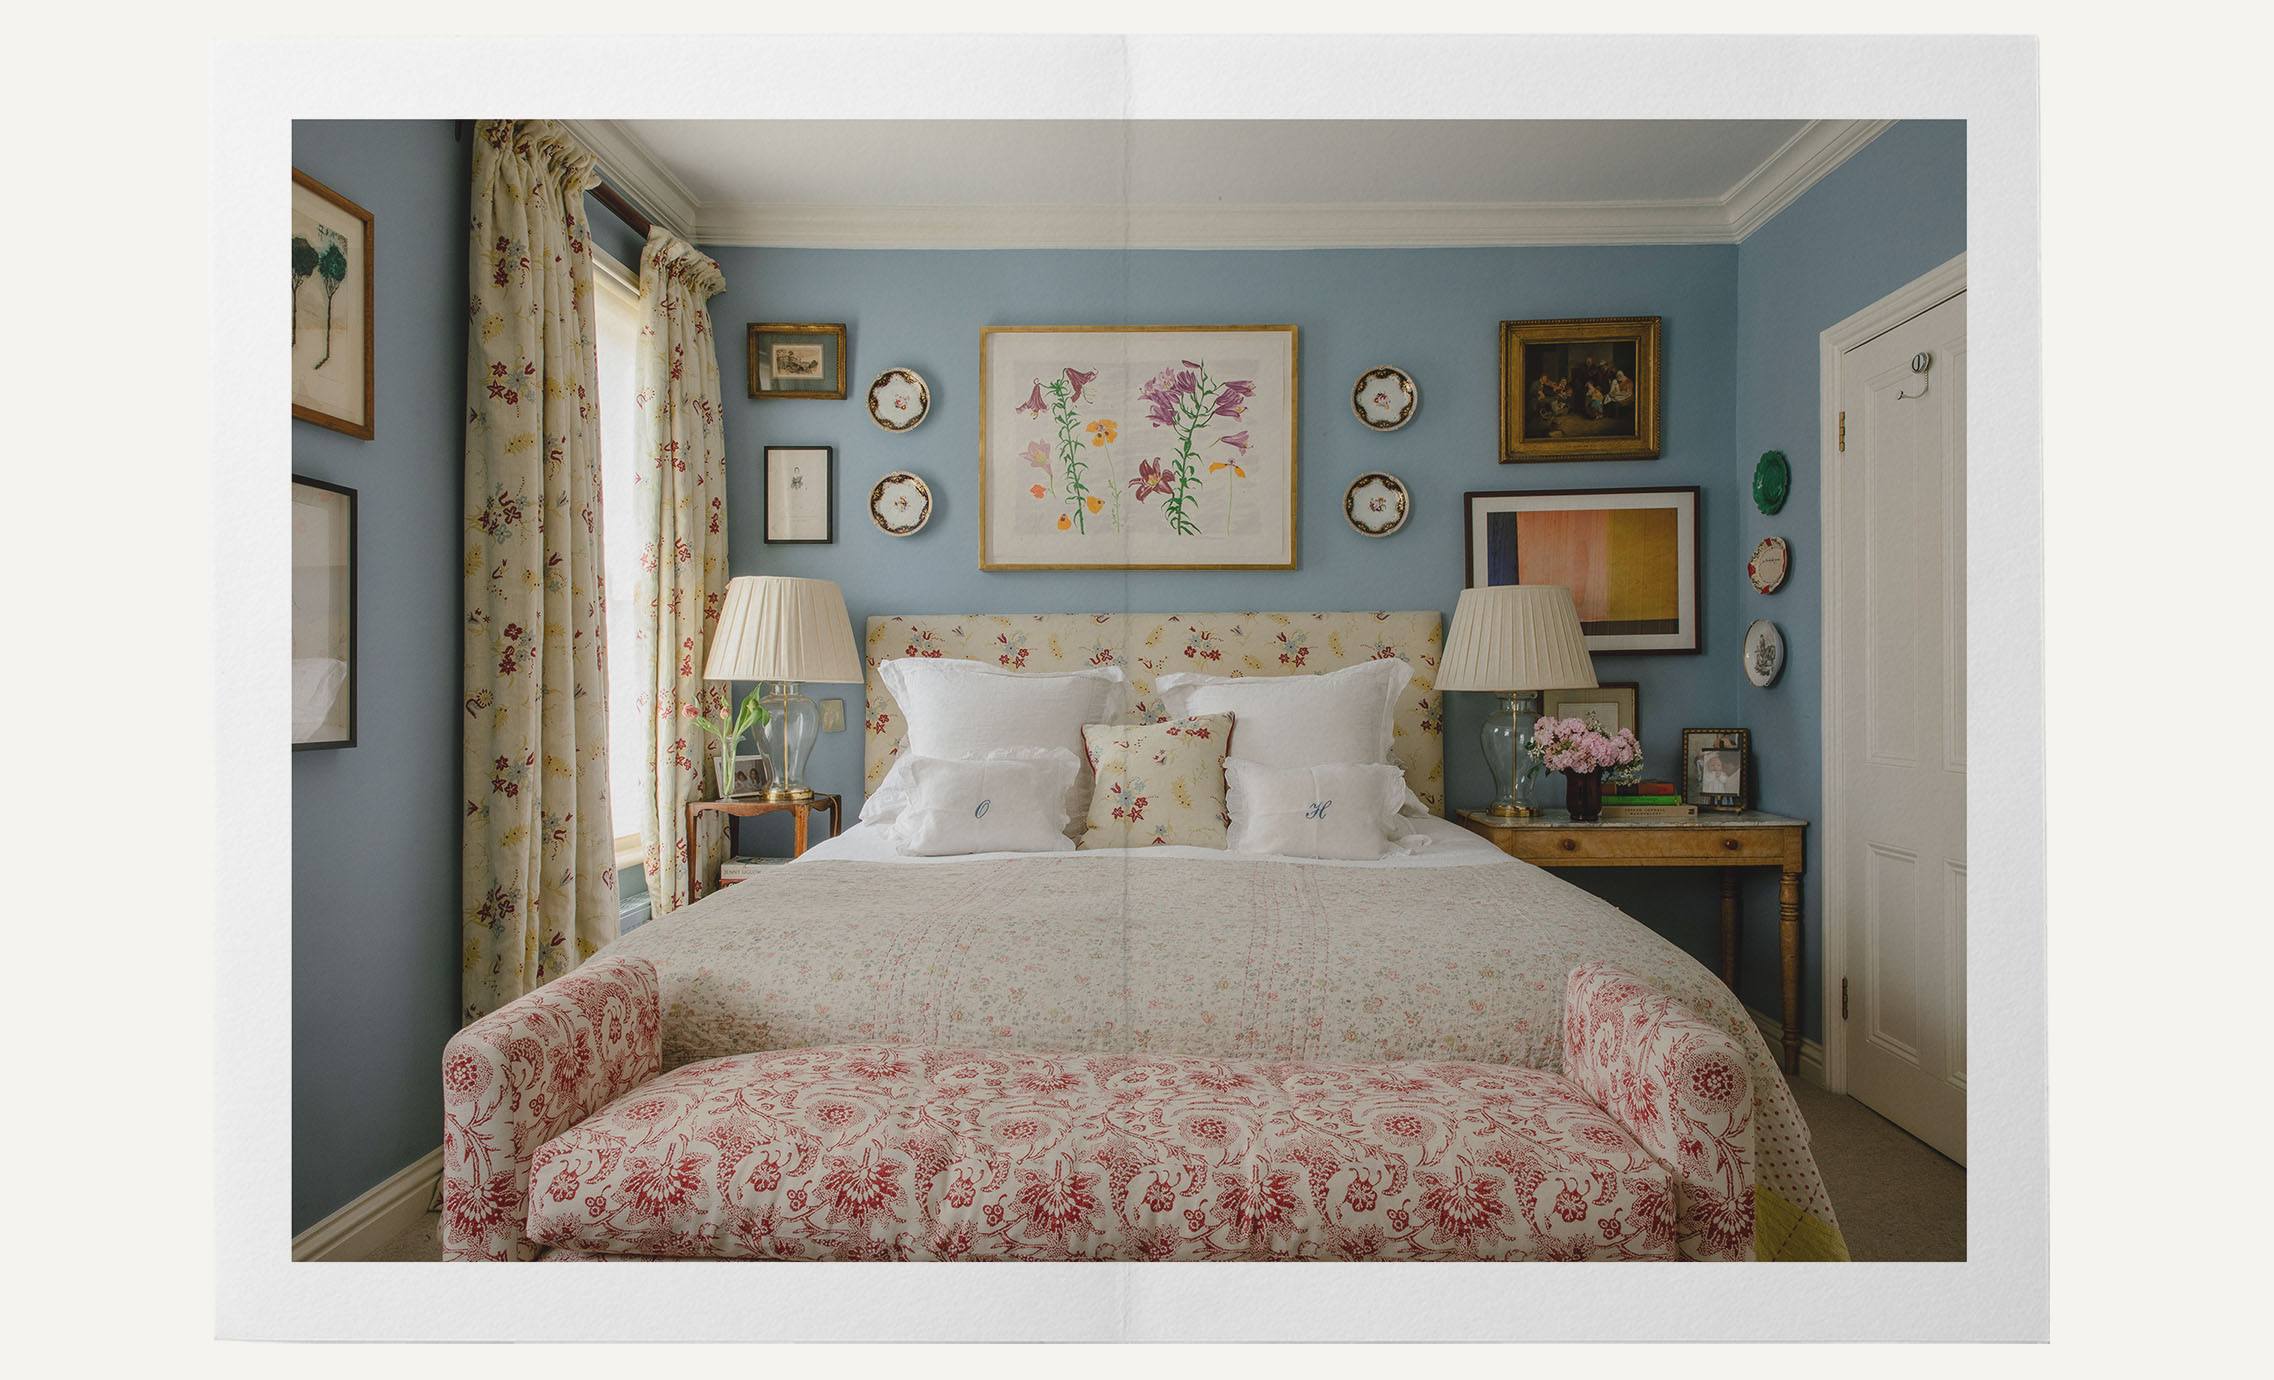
[[602, 853, 1847, 1260]]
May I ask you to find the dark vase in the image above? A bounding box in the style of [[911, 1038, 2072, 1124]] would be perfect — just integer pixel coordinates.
[[1564, 769, 1604, 822]]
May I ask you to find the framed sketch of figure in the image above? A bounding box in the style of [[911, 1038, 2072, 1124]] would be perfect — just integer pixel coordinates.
[[764, 446, 834, 543]]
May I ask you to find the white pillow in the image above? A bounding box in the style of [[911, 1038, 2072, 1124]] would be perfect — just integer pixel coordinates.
[[1155, 658, 1424, 810], [866, 658, 1128, 829], [1223, 759, 1426, 861], [893, 750, 1081, 856]]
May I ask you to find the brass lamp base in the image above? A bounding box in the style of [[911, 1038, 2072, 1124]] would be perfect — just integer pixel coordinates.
[[1487, 802, 1537, 819], [766, 785, 816, 802]]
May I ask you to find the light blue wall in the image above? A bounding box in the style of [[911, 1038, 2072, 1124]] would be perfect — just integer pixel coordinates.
[[289, 119, 469, 1233], [704, 241, 1750, 955], [1730, 120, 1968, 1039]]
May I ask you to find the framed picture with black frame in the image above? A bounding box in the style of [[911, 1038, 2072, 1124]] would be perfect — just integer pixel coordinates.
[[1464, 485, 1700, 654], [291, 476, 357, 749], [764, 446, 835, 544]]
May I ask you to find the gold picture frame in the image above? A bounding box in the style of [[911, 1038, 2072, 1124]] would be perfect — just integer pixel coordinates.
[[1498, 316, 1661, 462], [747, 322, 848, 400], [979, 324, 1299, 571]]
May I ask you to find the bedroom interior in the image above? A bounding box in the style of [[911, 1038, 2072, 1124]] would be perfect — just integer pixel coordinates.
[[286, 113, 1971, 1271]]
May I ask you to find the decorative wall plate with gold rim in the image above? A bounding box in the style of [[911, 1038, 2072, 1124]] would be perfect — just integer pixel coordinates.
[[1743, 618, 1785, 687], [866, 368, 931, 432], [1343, 472, 1410, 537], [1748, 535, 1790, 593], [1351, 366, 1418, 431], [869, 471, 932, 536]]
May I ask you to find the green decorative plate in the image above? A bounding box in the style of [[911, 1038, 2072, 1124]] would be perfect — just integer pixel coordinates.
[[1752, 450, 1790, 515]]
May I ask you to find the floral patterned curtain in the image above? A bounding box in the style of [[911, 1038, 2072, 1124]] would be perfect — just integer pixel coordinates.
[[631, 228, 731, 914], [460, 120, 619, 1021]]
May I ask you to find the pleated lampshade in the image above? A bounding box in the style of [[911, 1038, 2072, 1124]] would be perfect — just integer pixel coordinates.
[[1436, 585, 1598, 692], [701, 576, 864, 684]]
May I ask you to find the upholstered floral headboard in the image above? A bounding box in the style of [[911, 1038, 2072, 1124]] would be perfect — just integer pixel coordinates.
[[862, 611, 1446, 815]]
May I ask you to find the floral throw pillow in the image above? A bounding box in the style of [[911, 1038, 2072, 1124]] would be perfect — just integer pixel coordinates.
[[1079, 713, 1234, 849]]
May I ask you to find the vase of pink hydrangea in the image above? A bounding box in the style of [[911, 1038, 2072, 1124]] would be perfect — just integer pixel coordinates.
[[1526, 715, 1644, 823]]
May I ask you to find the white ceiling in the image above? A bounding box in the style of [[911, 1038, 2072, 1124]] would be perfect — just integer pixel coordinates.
[[570, 118, 1891, 250]]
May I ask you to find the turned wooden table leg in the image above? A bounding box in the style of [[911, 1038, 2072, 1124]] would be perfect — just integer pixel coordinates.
[[793, 804, 809, 858], [1779, 867, 1803, 1074], [685, 805, 699, 902], [1719, 869, 1740, 991]]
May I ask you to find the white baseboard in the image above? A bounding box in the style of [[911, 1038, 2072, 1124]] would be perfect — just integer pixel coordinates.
[[1747, 1007, 1828, 1088], [290, 1146, 442, 1262]]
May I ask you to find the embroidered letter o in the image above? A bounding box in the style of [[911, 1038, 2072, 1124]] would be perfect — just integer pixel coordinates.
[[974, 798, 992, 818]]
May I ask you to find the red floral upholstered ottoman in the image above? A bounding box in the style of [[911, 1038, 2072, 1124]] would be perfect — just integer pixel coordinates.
[[443, 957, 1759, 1263]]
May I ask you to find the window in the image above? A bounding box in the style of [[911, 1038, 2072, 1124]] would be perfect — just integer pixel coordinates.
[[593, 252, 649, 874]]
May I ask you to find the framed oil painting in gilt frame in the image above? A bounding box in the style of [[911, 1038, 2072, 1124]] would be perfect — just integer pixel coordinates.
[[980, 325, 1298, 570], [291, 170, 374, 439], [1498, 316, 1660, 461], [1465, 486, 1699, 654]]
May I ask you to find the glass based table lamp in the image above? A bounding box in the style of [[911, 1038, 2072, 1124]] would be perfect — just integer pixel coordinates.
[[1435, 585, 1598, 818], [701, 575, 865, 801]]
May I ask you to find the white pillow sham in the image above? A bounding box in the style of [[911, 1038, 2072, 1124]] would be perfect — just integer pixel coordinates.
[[865, 658, 1128, 829], [1155, 657, 1427, 812], [1223, 759, 1426, 861], [892, 750, 1081, 856]]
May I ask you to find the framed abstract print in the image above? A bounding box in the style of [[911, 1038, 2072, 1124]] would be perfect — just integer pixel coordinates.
[[763, 446, 833, 544], [1498, 316, 1660, 461], [979, 324, 1298, 570], [747, 322, 848, 399], [291, 476, 356, 749], [291, 170, 374, 439], [1464, 485, 1700, 653]]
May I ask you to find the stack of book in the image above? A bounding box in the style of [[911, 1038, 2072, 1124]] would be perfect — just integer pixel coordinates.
[[718, 856, 791, 883], [1598, 781, 1697, 819]]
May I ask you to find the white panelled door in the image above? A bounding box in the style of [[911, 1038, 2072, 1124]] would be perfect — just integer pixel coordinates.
[[1833, 288, 1967, 1163]]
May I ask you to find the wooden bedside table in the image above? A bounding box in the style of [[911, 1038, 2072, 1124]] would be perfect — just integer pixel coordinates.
[[1456, 808, 1810, 1073], [685, 794, 842, 900]]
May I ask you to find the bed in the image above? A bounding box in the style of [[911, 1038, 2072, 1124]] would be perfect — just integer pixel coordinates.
[[598, 611, 1847, 1261]]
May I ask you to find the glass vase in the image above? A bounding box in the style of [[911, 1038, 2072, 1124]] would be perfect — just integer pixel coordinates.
[[1564, 769, 1604, 823]]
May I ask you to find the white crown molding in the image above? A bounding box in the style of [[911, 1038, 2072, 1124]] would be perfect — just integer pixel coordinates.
[[562, 119, 699, 242], [1725, 119, 1894, 242], [289, 1146, 442, 1262], [578, 118, 1892, 251]]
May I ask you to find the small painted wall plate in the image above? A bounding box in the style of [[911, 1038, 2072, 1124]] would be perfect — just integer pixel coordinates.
[[867, 368, 931, 432], [869, 471, 932, 536], [1343, 472, 1410, 537], [1351, 366, 1418, 431], [1748, 535, 1791, 593], [1743, 618, 1786, 687], [1752, 450, 1790, 514]]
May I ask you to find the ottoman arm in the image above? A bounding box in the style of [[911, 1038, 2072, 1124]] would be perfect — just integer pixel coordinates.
[[440, 956, 662, 1261], [1563, 963, 1759, 1261]]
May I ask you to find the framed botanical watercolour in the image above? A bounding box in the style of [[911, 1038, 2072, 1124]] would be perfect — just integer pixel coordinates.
[[291, 477, 357, 749], [763, 446, 834, 544], [291, 170, 374, 439], [1498, 316, 1660, 461], [980, 325, 1298, 570], [1465, 486, 1700, 653], [1543, 682, 1639, 739], [747, 322, 848, 399], [1680, 727, 1750, 812]]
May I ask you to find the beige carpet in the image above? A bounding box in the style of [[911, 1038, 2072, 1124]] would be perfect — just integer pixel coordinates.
[[363, 1076, 1961, 1263]]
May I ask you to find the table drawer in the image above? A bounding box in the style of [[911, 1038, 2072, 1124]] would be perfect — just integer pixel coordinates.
[[1509, 828, 1792, 865]]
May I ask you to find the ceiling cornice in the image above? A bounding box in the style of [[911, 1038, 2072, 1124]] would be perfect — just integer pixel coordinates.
[[575, 118, 1894, 252], [562, 119, 700, 242]]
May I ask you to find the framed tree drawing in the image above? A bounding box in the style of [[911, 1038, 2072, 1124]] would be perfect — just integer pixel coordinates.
[[291, 170, 375, 439], [979, 325, 1298, 570], [1464, 485, 1700, 653]]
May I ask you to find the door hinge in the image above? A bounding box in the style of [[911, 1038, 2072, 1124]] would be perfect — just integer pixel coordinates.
[[1838, 410, 1846, 453], [1840, 977, 1849, 1020]]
